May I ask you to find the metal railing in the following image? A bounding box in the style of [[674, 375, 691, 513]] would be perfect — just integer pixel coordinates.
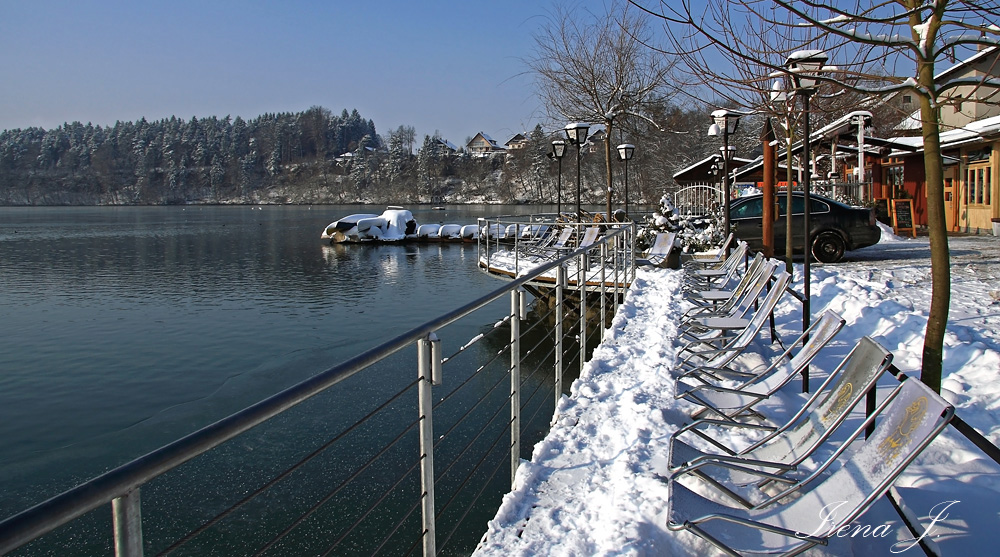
[[0, 226, 637, 557], [476, 215, 636, 293]]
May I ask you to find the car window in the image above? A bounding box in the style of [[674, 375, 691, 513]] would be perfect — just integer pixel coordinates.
[[777, 196, 830, 215], [731, 198, 763, 219]]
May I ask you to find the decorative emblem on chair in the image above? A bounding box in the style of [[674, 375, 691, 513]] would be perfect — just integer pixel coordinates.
[[878, 396, 928, 466]]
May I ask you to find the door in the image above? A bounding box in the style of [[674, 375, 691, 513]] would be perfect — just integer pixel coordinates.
[[944, 172, 957, 231]]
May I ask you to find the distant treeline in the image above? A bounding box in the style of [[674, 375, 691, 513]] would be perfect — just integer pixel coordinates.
[[0, 107, 385, 205], [0, 103, 724, 206]]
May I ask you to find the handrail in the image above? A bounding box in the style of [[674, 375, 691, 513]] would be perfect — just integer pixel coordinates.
[[0, 224, 634, 556]]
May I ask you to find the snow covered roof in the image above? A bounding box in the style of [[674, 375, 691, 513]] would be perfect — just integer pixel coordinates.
[[433, 137, 459, 151], [887, 113, 1000, 156], [672, 155, 755, 181]]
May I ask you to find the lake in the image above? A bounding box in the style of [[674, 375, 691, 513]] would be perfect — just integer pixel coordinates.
[[0, 204, 562, 548]]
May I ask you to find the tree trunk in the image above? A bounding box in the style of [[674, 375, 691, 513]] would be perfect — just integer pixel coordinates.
[[919, 82, 950, 394]]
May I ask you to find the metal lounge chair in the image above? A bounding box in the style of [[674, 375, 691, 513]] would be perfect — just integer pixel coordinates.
[[679, 257, 775, 337], [524, 226, 574, 257], [637, 231, 678, 267], [669, 335, 892, 508], [666, 376, 954, 556], [684, 232, 736, 269], [675, 308, 845, 385], [683, 241, 749, 290], [673, 305, 844, 424], [674, 270, 791, 372], [683, 252, 766, 308]]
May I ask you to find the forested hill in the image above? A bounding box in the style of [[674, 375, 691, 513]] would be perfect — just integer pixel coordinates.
[[0, 106, 382, 205], [0, 102, 723, 207]]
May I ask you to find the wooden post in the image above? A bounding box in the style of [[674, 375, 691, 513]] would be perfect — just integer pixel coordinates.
[[761, 119, 777, 258]]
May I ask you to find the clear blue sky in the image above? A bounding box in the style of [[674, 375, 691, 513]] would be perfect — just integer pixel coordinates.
[[0, 0, 553, 146]]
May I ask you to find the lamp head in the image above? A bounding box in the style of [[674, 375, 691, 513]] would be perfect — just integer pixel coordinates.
[[617, 143, 635, 160], [711, 109, 741, 135], [564, 122, 590, 145], [720, 145, 736, 162], [551, 140, 567, 159], [785, 49, 828, 89]]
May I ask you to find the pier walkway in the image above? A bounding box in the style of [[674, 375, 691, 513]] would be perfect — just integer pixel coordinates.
[[475, 234, 1000, 556]]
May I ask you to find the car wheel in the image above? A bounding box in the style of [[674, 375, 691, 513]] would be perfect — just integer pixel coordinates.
[[812, 231, 846, 263]]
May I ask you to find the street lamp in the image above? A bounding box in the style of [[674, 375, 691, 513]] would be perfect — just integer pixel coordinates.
[[550, 140, 567, 217], [708, 109, 743, 251], [784, 48, 828, 392], [617, 143, 635, 220], [564, 122, 590, 220]]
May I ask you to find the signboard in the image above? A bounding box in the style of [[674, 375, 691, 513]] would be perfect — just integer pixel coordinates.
[[892, 199, 917, 238], [874, 198, 891, 225]]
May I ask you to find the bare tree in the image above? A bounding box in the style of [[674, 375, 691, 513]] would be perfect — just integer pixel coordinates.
[[634, 0, 1000, 393], [528, 0, 675, 220]]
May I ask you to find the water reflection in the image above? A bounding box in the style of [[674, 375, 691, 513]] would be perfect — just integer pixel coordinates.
[[0, 205, 531, 519]]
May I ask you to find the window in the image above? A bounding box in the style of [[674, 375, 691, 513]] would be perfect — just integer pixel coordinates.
[[902, 95, 912, 104], [731, 198, 763, 219], [987, 167, 992, 205], [777, 196, 831, 216], [884, 165, 904, 197], [967, 164, 992, 205]]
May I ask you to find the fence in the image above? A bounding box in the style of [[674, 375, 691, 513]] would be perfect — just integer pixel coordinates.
[[673, 185, 723, 217], [0, 225, 637, 557]]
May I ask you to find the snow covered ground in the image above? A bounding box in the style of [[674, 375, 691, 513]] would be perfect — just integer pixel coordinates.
[[474, 225, 1000, 556]]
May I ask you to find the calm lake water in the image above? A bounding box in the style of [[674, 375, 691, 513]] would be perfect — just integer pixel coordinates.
[[0, 204, 558, 550]]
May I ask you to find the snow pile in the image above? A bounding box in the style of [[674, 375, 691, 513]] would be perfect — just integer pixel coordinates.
[[475, 232, 1000, 555]]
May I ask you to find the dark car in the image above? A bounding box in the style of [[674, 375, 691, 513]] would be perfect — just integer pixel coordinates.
[[728, 192, 881, 263]]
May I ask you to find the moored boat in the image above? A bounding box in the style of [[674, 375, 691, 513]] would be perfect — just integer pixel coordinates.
[[321, 208, 418, 244]]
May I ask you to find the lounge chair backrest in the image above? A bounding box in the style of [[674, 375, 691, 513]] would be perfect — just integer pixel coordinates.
[[732, 306, 843, 396], [725, 270, 789, 347], [766, 378, 954, 538], [691, 232, 735, 264], [716, 241, 749, 273], [579, 227, 601, 247], [551, 228, 574, 248], [744, 331, 888, 465], [725, 258, 778, 318], [647, 232, 676, 256], [687, 238, 745, 272]]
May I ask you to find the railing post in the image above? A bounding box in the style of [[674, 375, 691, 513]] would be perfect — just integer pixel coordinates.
[[510, 289, 522, 487], [614, 233, 620, 312], [555, 265, 565, 412], [112, 489, 143, 557], [418, 333, 440, 557], [629, 225, 635, 284], [513, 223, 519, 277], [599, 242, 607, 339], [579, 252, 587, 375]]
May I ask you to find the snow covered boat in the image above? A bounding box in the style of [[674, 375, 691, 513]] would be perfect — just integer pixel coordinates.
[[416, 223, 442, 240], [321, 208, 418, 243], [460, 224, 480, 242]]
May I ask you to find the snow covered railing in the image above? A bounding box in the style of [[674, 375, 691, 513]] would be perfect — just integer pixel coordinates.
[[476, 214, 638, 293], [0, 227, 635, 557]]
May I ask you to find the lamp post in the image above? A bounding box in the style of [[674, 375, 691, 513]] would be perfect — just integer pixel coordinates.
[[708, 157, 720, 208], [708, 109, 743, 251], [617, 143, 635, 220], [784, 49, 828, 392], [550, 140, 567, 217], [564, 122, 590, 220]]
